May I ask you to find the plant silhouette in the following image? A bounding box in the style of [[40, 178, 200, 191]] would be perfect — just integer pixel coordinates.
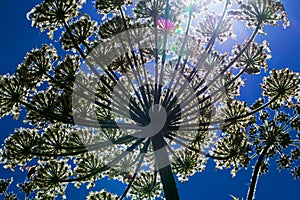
[[0, 0, 299, 200]]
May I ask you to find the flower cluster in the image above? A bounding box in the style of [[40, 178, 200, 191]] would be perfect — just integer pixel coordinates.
[[34, 160, 71, 199], [231, 0, 289, 29], [172, 150, 206, 182], [96, 0, 133, 14], [98, 16, 130, 39], [16, 45, 60, 88], [60, 15, 98, 51], [196, 14, 234, 42], [214, 133, 250, 177], [27, 0, 86, 39], [248, 106, 300, 180], [212, 70, 245, 100], [134, 0, 166, 19], [0, 75, 27, 119], [260, 68, 299, 106], [171, 0, 209, 15], [2, 128, 38, 166], [221, 99, 254, 131], [73, 152, 105, 187], [232, 41, 271, 74], [129, 172, 162, 200], [86, 189, 118, 200], [53, 54, 80, 87]]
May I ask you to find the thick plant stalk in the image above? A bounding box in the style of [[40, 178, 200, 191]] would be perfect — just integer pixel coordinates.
[[152, 135, 180, 200], [158, 164, 180, 200], [247, 145, 270, 200]]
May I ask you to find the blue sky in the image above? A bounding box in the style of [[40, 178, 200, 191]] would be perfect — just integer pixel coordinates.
[[0, 0, 299, 199]]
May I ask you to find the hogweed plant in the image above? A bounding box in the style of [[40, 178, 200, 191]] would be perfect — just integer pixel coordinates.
[[0, 0, 299, 199]]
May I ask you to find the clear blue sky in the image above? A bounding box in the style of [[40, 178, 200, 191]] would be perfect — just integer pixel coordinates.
[[0, 0, 299, 199]]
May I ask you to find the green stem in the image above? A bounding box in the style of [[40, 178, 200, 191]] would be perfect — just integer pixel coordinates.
[[247, 144, 270, 200], [152, 135, 180, 200]]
